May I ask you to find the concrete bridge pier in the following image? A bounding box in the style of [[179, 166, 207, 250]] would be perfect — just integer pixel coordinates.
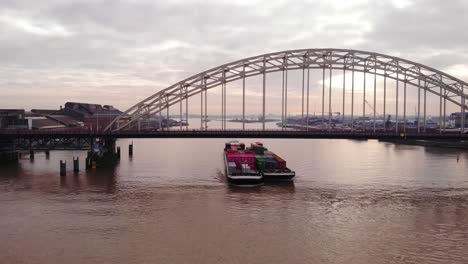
[[60, 160, 66, 176], [73, 157, 79, 173], [85, 138, 119, 170], [104, 138, 116, 154], [85, 151, 92, 170]]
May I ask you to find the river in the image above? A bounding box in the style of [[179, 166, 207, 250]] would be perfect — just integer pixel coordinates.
[[1, 137, 468, 264]]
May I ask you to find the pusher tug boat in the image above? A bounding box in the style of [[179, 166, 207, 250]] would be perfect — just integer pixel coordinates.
[[224, 141, 295, 185], [224, 141, 263, 185]]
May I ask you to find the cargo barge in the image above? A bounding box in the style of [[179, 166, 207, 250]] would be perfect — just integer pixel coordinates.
[[224, 141, 263, 185], [224, 141, 295, 185], [249, 142, 295, 180]]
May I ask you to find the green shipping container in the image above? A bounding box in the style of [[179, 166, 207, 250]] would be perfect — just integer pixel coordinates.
[[255, 156, 266, 171]]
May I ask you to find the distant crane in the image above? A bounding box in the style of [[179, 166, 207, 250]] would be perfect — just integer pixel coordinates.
[[364, 99, 379, 116]]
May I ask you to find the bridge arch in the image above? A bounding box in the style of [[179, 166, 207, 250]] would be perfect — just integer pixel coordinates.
[[105, 48, 468, 132]]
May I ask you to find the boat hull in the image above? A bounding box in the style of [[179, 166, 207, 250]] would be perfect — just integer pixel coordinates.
[[226, 175, 263, 185], [262, 171, 295, 181]]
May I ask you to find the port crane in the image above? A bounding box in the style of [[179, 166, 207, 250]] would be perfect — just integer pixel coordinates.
[[364, 99, 379, 116]]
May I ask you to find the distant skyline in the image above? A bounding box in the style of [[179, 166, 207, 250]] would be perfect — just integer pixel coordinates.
[[1, 0, 468, 116]]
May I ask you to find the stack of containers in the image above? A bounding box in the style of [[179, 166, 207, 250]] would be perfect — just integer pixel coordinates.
[[226, 152, 256, 170], [231, 143, 240, 151], [251, 143, 265, 155], [225, 142, 231, 150], [274, 156, 286, 170], [265, 157, 279, 171], [263, 150, 286, 171], [253, 147, 277, 171]]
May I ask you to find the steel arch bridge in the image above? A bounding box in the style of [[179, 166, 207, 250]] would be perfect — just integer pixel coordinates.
[[104, 48, 468, 134]]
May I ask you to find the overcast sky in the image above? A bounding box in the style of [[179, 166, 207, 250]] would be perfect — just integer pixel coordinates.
[[1, 0, 467, 115]]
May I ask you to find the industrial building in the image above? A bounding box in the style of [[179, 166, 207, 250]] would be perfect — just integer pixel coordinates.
[[449, 112, 468, 128], [61, 102, 123, 131], [0, 109, 28, 129]]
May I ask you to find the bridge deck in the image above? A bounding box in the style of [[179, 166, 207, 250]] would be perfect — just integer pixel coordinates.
[[0, 129, 466, 140]]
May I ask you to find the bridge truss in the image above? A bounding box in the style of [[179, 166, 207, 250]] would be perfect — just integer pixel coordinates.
[[104, 48, 468, 133]]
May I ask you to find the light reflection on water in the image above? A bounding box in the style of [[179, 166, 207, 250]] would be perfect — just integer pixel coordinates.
[[1, 138, 468, 264]]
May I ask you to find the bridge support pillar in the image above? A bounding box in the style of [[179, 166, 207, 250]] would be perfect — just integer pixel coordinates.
[[29, 149, 34, 161], [116, 147, 121, 159], [104, 138, 116, 154], [45, 150, 50, 160], [73, 157, 79, 173], [85, 138, 119, 170], [86, 156, 91, 170], [129, 143, 133, 156], [60, 160, 66, 176]]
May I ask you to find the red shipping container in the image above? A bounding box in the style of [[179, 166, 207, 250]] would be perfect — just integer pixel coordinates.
[[227, 160, 257, 170], [226, 153, 256, 169]]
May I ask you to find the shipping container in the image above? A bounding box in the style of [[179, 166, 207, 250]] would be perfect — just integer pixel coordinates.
[[241, 163, 250, 173], [227, 153, 255, 158], [255, 156, 266, 171], [226, 153, 256, 169], [264, 157, 279, 170], [251, 143, 265, 155], [274, 156, 286, 169]]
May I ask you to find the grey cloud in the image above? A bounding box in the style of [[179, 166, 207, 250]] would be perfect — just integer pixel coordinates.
[[0, 0, 467, 112], [361, 0, 468, 66]]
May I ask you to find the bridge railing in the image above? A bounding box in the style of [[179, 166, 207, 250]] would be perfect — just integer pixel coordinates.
[[0, 128, 466, 138]]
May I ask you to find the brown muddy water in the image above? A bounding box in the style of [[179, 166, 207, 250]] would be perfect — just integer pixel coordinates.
[[1, 138, 468, 264]]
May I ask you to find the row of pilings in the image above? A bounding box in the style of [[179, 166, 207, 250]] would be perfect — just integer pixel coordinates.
[[59, 139, 134, 176], [59, 158, 79, 176], [0, 138, 134, 176]]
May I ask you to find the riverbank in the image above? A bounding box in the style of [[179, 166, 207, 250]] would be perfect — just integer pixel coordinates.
[[379, 139, 468, 149]]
